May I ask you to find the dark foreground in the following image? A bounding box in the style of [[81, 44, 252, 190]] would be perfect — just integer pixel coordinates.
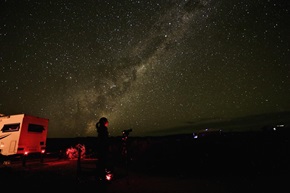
[[1, 130, 289, 193]]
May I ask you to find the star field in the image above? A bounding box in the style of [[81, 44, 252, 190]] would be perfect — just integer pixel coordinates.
[[1, 0, 289, 137]]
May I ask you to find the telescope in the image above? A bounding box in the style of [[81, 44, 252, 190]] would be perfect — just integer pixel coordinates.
[[122, 128, 132, 136]]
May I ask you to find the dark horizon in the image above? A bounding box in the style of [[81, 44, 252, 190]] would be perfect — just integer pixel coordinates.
[[44, 110, 290, 138]]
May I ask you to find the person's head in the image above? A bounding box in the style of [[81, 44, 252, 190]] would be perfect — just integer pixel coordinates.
[[99, 117, 109, 127]]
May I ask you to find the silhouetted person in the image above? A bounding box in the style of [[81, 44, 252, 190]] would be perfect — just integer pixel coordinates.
[[96, 117, 109, 181]]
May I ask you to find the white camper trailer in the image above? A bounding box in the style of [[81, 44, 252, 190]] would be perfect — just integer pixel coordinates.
[[0, 114, 49, 157]]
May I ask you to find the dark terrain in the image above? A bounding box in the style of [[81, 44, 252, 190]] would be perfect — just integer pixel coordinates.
[[1, 129, 289, 193]]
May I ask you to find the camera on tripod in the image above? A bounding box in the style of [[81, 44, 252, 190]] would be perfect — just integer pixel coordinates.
[[122, 128, 132, 137]]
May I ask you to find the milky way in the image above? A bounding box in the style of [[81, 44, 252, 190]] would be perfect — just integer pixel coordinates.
[[1, 0, 289, 137]]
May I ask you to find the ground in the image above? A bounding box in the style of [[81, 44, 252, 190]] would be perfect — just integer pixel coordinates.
[[1, 131, 289, 193]]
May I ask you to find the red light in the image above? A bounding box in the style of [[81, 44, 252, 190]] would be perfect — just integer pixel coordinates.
[[24, 151, 29, 155], [41, 149, 45, 154], [105, 169, 113, 181], [106, 173, 113, 181], [105, 121, 109, 127]]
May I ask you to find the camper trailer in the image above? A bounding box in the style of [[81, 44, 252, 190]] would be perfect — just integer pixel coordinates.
[[0, 114, 49, 158]]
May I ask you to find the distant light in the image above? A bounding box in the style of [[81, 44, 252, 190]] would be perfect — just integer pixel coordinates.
[[273, 127, 276, 131], [192, 133, 198, 139]]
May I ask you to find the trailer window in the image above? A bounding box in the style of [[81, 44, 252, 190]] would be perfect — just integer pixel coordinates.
[[1, 123, 20, 132], [28, 124, 45, 133]]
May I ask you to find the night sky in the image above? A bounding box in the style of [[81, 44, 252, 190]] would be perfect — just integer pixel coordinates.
[[1, 0, 289, 138]]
